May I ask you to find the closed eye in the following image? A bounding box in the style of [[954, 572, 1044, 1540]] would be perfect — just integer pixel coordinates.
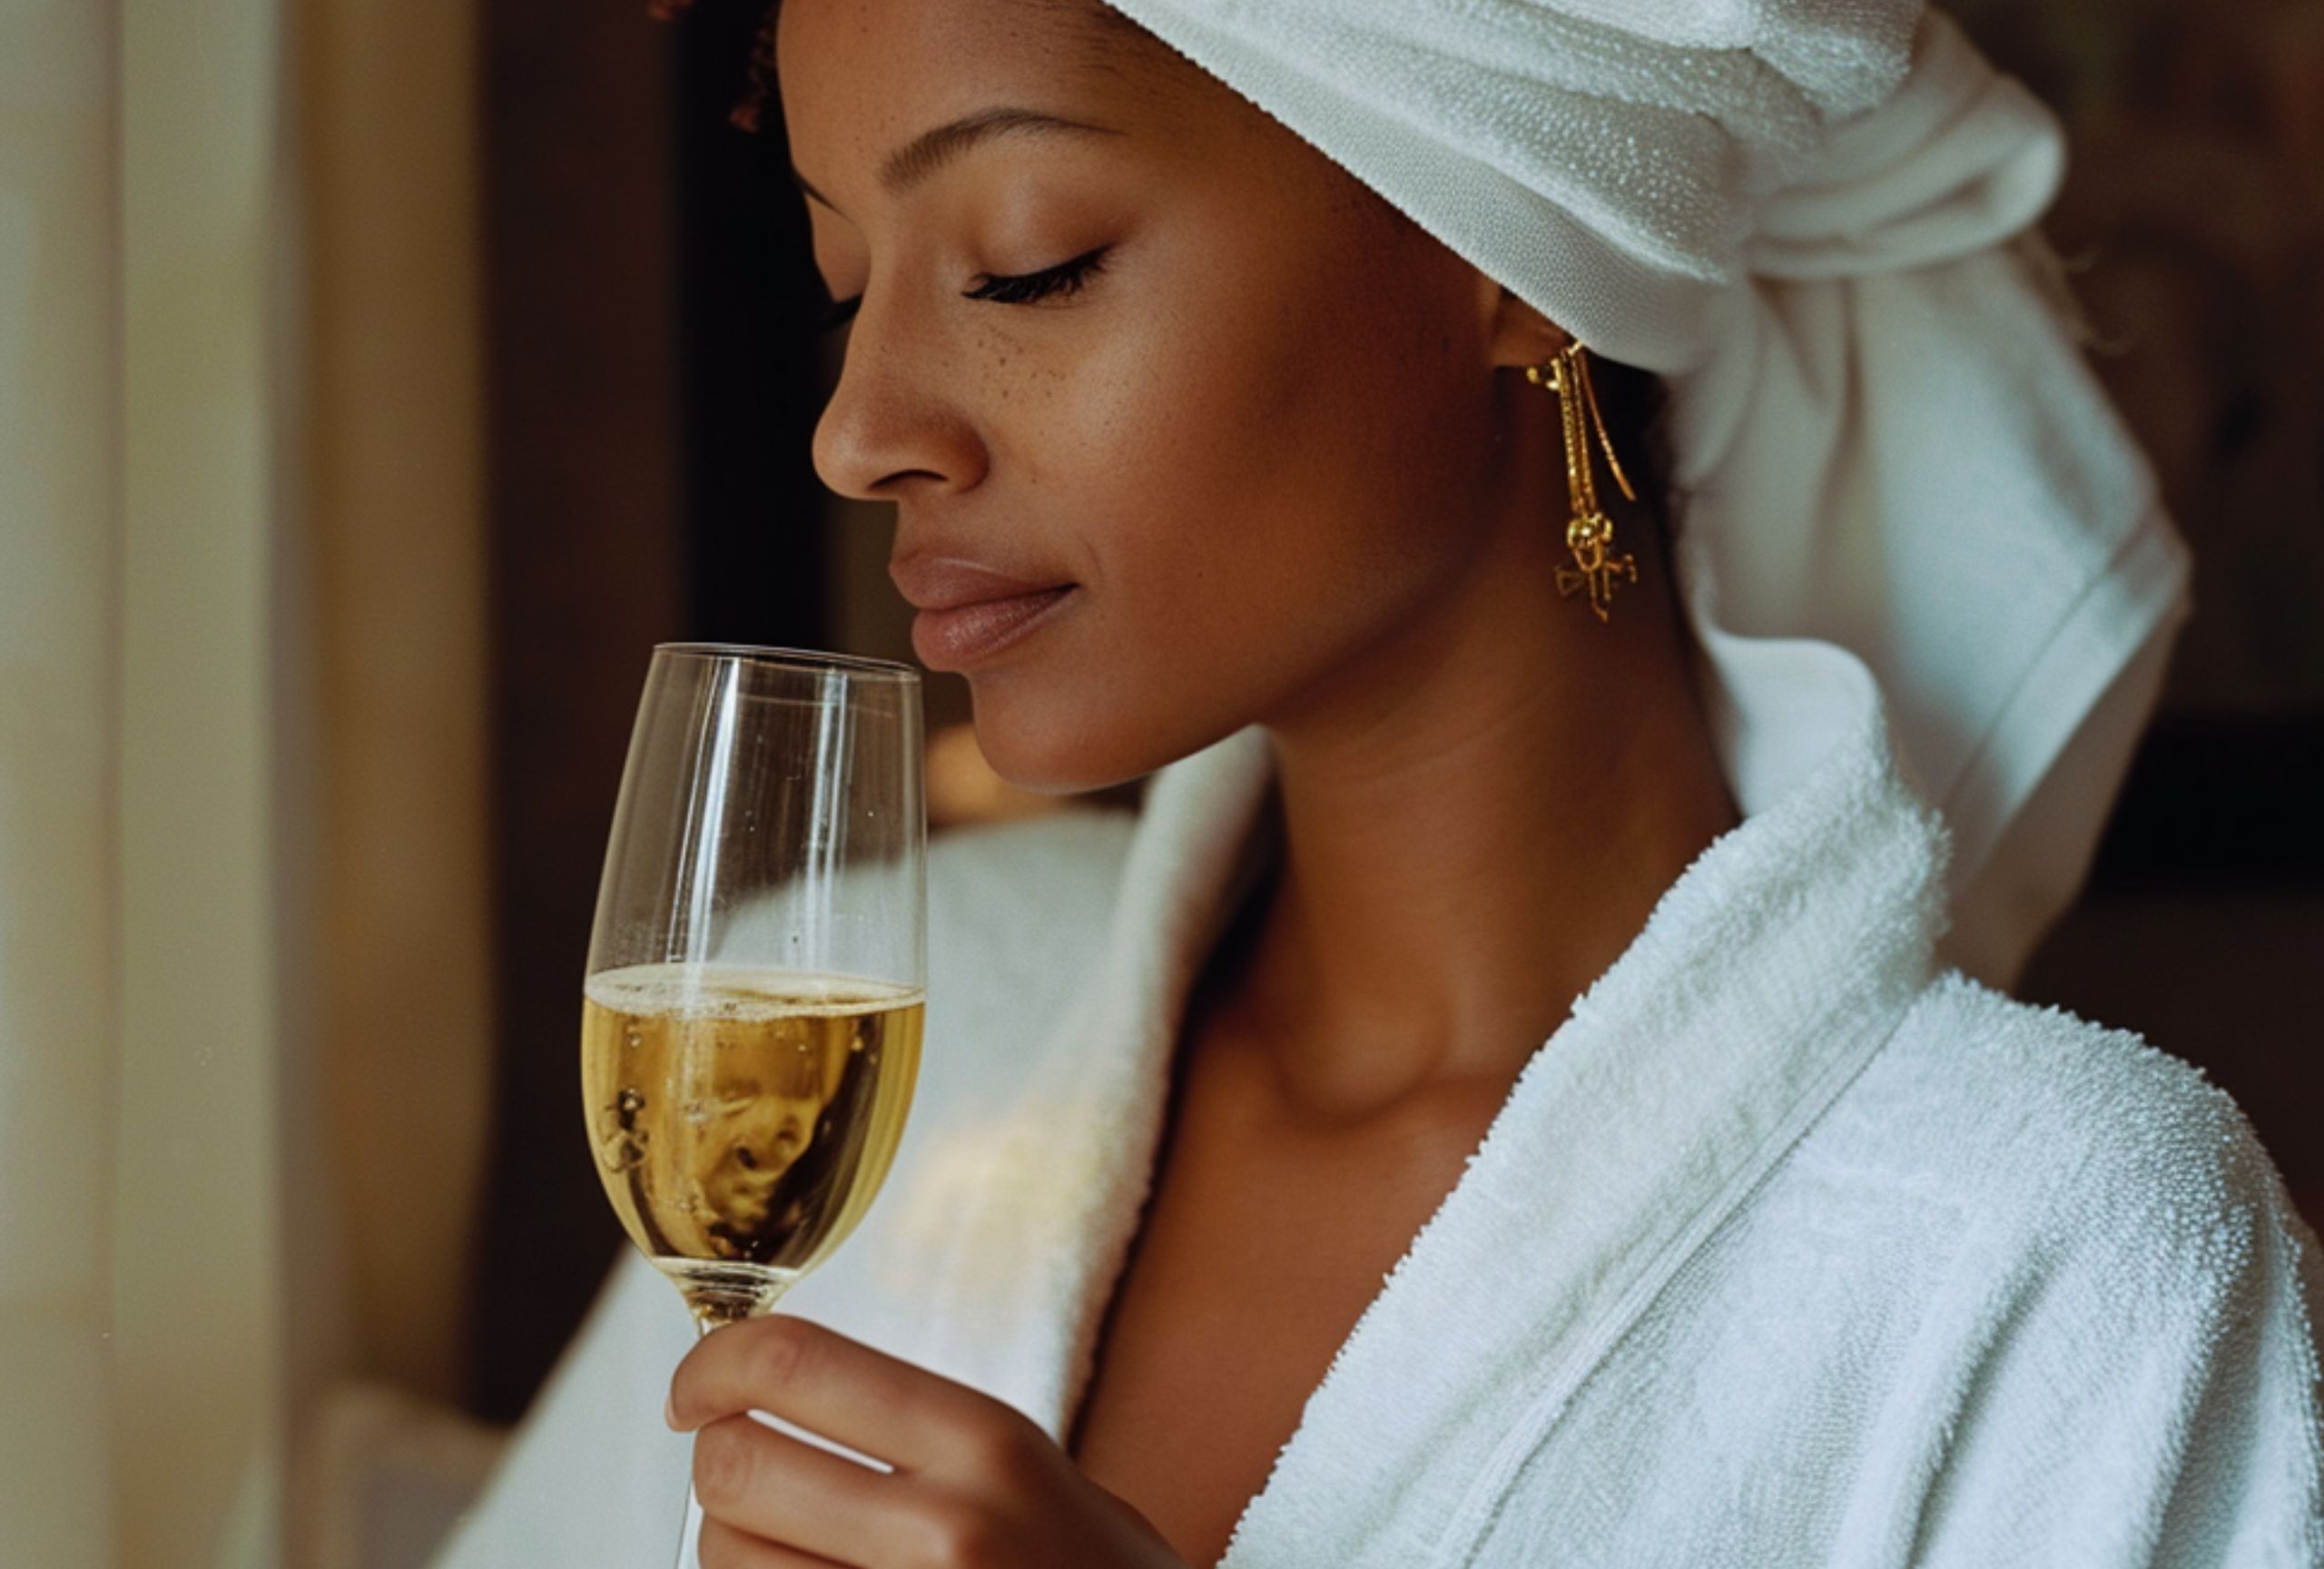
[[964, 245, 1109, 306], [813, 245, 1110, 335]]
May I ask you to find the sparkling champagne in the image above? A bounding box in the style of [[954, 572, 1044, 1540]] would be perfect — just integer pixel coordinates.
[[581, 963, 924, 1327]]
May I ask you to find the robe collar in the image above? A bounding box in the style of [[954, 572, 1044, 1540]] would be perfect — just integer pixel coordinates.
[[922, 646, 1953, 1563]]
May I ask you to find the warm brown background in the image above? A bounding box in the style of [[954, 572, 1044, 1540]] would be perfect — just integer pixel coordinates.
[[1955, 0, 2324, 1233], [466, 0, 2324, 1431]]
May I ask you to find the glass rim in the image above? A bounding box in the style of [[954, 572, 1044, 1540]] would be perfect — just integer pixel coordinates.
[[651, 642, 921, 682]]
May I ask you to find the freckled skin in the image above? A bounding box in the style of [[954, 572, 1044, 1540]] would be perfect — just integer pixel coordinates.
[[781, 0, 1535, 794], [776, 2, 1743, 1562]]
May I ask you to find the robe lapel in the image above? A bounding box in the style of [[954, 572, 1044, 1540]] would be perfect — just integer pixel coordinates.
[[937, 659, 1953, 1566], [1216, 685, 1955, 1565]]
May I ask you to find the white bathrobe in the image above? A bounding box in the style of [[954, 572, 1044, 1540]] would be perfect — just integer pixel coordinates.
[[432, 678, 2324, 1567]]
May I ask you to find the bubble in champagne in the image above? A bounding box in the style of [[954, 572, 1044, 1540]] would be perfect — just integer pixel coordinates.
[[581, 965, 924, 1322]]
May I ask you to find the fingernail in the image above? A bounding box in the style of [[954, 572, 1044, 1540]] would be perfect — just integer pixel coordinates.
[[665, 1390, 679, 1429]]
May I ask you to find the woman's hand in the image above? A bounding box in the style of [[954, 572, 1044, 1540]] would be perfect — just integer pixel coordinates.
[[667, 1314, 1191, 1569]]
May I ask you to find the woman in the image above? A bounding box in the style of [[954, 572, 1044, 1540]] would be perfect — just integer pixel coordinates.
[[437, 0, 2324, 1564]]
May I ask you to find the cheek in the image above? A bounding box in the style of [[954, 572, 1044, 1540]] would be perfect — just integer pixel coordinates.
[[1122, 257, 1485, 627], [965, 226, 1492, 790]]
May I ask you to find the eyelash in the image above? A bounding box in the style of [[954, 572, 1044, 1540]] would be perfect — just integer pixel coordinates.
[[815, 246, 1110, 335]]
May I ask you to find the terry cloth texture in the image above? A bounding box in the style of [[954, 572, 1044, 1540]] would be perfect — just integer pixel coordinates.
[[433, 686, 2323, 1568]]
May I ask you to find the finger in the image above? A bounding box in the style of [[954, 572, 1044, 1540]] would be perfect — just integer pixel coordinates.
[[695, 1515, 852, 1569], [671, 1316, 1034, 1475], [692, 1412, 926, 1568]]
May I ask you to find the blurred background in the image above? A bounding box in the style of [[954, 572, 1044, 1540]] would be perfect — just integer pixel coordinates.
[[1, 0, 2316, 1564]]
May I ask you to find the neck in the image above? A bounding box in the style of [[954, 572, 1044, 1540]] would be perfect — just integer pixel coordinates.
[[1217, 485, 1739, 1123]]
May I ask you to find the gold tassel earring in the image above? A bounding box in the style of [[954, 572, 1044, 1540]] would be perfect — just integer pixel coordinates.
[[1525, 340, 1638, 624]]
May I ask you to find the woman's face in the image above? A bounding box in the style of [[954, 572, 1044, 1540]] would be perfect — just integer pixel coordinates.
[[777, 0, 1538, 791]]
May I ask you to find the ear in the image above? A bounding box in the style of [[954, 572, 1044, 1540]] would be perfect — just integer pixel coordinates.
[[1482, 279, 1571, 371]]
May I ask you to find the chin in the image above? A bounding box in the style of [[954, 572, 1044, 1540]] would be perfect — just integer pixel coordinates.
[[966, 674, 1239, 798], [967, 696, 1145, 796]]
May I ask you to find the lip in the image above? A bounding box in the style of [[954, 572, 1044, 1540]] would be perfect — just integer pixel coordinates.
[[910, 585, 1078, 671], [889, 553, 1073, 611], [890, 551, 1078, 672]]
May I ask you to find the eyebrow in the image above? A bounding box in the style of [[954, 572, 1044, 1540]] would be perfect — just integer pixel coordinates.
[[791, 107, 1124, 213]]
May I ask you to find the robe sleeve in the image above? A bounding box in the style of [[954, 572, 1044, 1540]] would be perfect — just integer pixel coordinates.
[[1911, 1095, 2324, 1568], [427, 1248, 697, 1569]]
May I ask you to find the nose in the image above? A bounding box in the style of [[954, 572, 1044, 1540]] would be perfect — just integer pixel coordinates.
[[809, 294, 989, 503]]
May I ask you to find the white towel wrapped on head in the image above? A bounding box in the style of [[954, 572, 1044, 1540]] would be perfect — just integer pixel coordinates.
[[1098, 0, 2194, 990]]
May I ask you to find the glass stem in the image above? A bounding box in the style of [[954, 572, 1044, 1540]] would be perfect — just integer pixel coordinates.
[[672, 1317, 714, 1569], [672, 1484, 704, 1569]]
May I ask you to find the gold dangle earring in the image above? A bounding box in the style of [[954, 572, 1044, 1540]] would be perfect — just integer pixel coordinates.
[[1524, 340, 1638, 624]]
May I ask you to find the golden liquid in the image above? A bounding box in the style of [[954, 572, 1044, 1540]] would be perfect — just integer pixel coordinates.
[[581, 964, 924, 1327]]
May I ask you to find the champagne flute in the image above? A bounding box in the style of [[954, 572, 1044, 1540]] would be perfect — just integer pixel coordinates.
[[582, 643, 925, 1567]]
